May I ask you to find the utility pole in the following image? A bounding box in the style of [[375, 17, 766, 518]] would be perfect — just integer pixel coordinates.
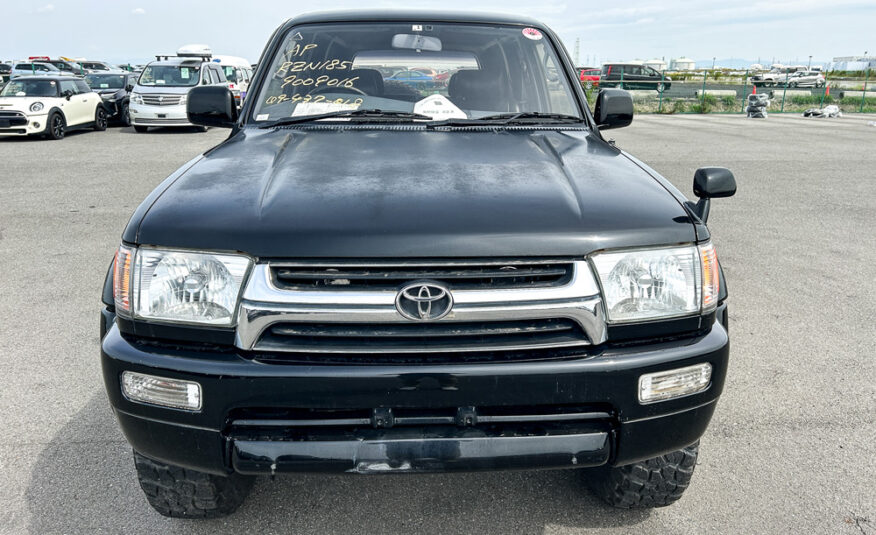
[[808, 55, 812, 69], [712, 57, 716, 70], [574, 38, 580, 66]]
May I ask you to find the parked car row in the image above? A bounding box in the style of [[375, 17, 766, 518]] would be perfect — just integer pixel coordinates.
[[749, 69, 825, 87], [576, 64, 673, 92], [0, 45, 251, 139]]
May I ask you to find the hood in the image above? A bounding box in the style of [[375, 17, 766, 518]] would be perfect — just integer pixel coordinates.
[[129, 128, 695, 258], [0, 96, 49, 112]]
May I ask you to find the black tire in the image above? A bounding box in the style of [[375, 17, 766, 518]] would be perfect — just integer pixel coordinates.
[[790, 82, 798, 88], [94, 106, 108, 131], [133, 451, 254, 519], [586, 441, 699, 509], [120, 103, 131, 126], [134, 125, 148, 133], [45, 112, 65, 140]]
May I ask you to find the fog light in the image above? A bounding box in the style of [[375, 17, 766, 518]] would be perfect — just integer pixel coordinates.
[[33, 122, 41, 129], [638, 363, 712, 404], [121, 371, 202, 411]]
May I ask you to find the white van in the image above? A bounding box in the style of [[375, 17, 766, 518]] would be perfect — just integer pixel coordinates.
[[212, 55, 252, 106], [129, 45, 227, 132]]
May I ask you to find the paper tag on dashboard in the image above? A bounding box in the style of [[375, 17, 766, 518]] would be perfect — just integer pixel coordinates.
[[291, 101, 361, 116], [414, 94, 467, 120]]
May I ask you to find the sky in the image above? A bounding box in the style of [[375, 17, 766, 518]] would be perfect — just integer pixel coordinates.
[[1, 0, 874, 67]]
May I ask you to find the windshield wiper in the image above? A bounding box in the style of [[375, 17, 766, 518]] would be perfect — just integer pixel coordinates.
[[258, 109, 434, 128], [427, 112, 585, 128], [475, 112, 584, 124]]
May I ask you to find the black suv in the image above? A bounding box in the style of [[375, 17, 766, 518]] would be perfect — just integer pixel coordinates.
[[600, 63, 672, 91], [101, 10, 735, 518], [84, 72, 139, 126]]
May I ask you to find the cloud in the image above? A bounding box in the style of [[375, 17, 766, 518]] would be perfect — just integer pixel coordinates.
[[36, 3, 54, 12], [132, 7, 146, 15]]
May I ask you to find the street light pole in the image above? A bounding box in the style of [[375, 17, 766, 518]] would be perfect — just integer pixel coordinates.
[[712, 57, 716, 70], [808, 55, 812, 69]]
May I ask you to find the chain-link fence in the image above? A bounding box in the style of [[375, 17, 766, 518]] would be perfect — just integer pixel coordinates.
[[582, 68, 874, 114]]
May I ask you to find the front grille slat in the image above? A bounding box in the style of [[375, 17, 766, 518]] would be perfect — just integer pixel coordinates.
[[270, 320, 576, 339], [272, 262, 573, 291], [257, 318, 588, 355]]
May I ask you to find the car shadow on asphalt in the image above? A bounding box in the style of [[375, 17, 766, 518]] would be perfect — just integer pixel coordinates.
[[118, 126, 209, 135], [26, 393, 650, 534]]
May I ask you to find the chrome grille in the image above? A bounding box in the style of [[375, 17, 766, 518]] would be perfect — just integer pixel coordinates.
[[141, 94, 182, 106], [0, 110, 25, 118], [236, 261, 606, 358]]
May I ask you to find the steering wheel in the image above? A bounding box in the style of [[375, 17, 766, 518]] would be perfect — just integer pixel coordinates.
[[308, 85, 367, 96]]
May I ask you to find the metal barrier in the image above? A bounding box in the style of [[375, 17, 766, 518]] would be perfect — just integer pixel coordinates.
[[583, 68, 873, 114]]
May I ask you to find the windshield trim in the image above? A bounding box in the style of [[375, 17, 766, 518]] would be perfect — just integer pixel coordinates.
[[242, 20, 593, 131]]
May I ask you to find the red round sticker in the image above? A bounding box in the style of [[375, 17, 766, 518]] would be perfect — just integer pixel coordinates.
[[522, 28, 543, 41]]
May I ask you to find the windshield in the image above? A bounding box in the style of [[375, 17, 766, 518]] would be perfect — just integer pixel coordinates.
[[0, 79, 59, 97], [252, 22, 579, 123], [222, 66, 240, 82], [138, 64, 200, 86], [85, 74, 127, 89], [17, 63, 57, 72]]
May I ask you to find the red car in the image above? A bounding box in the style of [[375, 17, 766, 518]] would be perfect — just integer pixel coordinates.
[[578, 68, 600, 89]]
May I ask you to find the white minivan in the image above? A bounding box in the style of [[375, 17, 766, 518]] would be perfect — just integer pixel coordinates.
[[212, 55, 252, 106], [129, 45, 227, 132]]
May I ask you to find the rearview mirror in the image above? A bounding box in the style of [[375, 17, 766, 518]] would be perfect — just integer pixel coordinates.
[[187, 86, 238, 128], [392, 34, 442, 52], [594, 88, 633, 130], [690, 167, 736, 223]]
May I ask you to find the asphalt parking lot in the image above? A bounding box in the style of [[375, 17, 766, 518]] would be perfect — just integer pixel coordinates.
[[1, 114, 874, 534]]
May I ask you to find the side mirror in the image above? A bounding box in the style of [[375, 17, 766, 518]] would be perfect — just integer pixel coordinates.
[[187, 85, 238, 128], [694, 167, 736, 198], [594, 88, 633, 130], [63, 90, 73, 100], [691, 167, 736, 223], [126, 84, 134, 92]]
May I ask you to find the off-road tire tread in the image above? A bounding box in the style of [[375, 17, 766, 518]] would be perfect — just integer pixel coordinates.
[[133, 451, 253, 518], [587, 442, 699, 509]]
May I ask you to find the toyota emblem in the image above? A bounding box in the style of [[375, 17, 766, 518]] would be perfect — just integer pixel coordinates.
[[395, 281, 453, 321]]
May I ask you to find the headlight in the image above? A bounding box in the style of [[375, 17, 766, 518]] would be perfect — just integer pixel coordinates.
[[592, 243, 719, 323], [131, 92, 143, 105], [30, 102, 44, 112], [114, 246, 251, 326]]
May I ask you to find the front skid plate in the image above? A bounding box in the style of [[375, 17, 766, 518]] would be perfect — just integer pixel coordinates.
[[232, 432, 610, 474]]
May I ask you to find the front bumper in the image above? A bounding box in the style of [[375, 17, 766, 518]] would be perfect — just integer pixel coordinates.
[[129, 102, 191, 127], [0, 113, 47, 136], [101, 307, 729, 476]]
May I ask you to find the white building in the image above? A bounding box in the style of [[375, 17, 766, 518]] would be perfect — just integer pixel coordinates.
[[827, 56, 876, 71], [644, 59, 667, 72], [670, 57, 696, 71]]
